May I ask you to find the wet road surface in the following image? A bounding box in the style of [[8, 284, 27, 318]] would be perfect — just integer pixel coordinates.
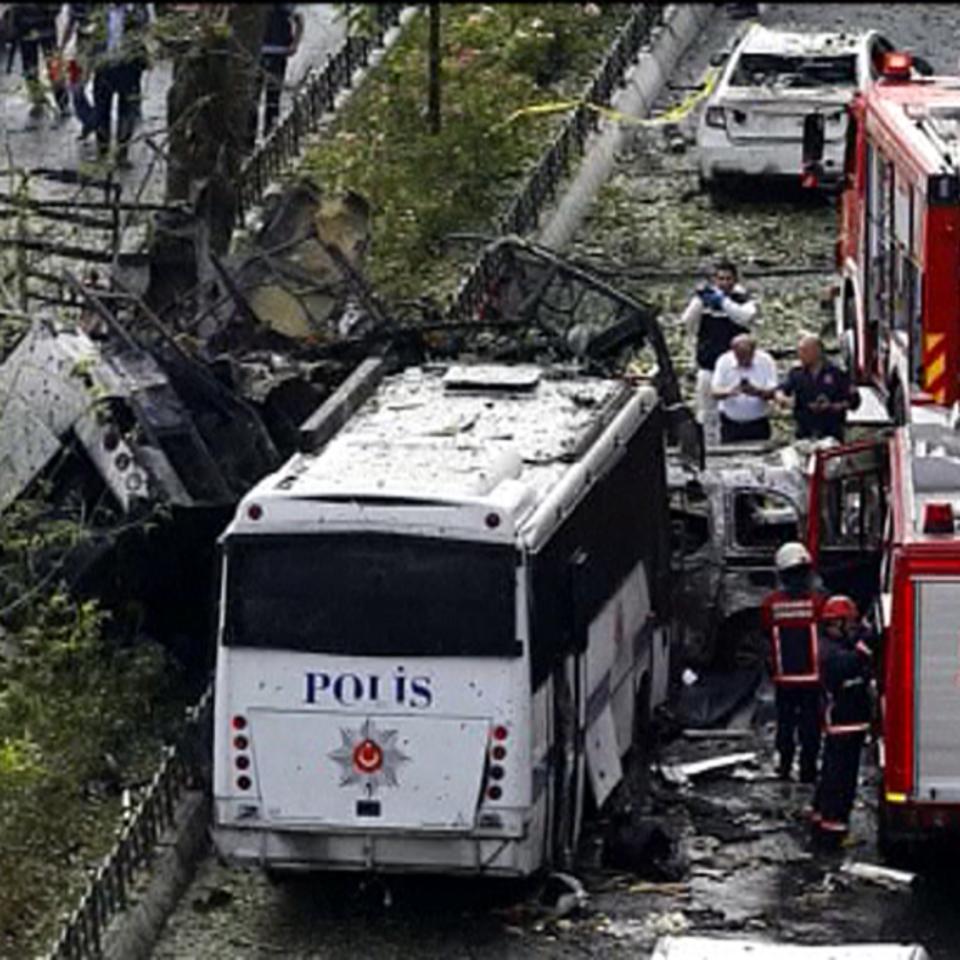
[[152, 5, 960, 957]]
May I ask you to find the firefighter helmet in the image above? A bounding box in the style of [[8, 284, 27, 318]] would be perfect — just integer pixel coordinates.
[[822, 595, 858, 622], [774, 542, 811, 572]]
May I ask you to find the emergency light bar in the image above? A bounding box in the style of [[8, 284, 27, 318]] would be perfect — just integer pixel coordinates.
[[922, 501, 955, 534], [881, 51, 913, 80]]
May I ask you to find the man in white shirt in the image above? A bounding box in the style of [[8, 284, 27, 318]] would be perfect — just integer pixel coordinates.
[[680, 259, 759, 446], [711, 333, 778, 444]]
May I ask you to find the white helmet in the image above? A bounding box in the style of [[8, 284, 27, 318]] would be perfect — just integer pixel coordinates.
[[775, 541, 811, 572]]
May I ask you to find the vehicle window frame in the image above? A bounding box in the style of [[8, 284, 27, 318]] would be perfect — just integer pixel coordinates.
[[727, 487, 802, 555]]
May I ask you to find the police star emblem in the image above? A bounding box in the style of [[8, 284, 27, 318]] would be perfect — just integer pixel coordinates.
[[329, 717, 409, 792]]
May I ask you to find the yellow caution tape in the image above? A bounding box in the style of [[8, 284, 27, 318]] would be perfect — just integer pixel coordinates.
[[498, 66, 720, 131]]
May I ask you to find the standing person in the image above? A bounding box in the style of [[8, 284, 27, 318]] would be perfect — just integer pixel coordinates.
[[13, 4, 69, 119], [711, 333, 778, 444], [681, 259, 759, 446], [760, 542, 825, 783], [247, 3, 304, 148], [811, 595, 873, 849], [89, 3, 152, 168], [777, 334, 861, 442], [61, 4, 97, 139]]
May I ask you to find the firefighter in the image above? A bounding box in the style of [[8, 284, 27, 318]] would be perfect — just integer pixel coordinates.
[[760, 542, 825, 783], [811, 594, 874, 849]]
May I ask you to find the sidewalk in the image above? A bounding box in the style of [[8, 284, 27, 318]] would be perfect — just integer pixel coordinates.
[[0, 6, 344, 298]]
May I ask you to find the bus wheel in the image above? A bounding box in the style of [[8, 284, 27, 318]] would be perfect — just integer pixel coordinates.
[[633, 674, 653, 763]]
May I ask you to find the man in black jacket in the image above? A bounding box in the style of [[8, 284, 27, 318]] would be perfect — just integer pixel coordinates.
[[777, 334, 861, 442], [811, 594, 874, 849], [247, 3, 304, 148], [681, 260, 760, 446]]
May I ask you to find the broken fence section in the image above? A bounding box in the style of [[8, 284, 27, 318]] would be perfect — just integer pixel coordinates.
[[43, 682, 213, 960]]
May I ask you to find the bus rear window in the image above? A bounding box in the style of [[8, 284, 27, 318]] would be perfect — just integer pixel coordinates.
[[223, 534, 519, 657]]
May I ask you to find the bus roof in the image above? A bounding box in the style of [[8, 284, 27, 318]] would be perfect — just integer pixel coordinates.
[[229, 364, 656, 541]]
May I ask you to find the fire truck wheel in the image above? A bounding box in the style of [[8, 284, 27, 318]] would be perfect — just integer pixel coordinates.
[[877, 803, 914, 869]]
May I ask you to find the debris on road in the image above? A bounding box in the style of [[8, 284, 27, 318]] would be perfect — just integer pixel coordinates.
[[660, 752, 758, 787], [541, 872, 590, 920], [652, 936, 931, 959], [840, 861, 917, 890]]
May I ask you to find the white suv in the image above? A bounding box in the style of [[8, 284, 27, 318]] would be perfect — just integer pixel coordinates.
[[697, 25, 898, 190]]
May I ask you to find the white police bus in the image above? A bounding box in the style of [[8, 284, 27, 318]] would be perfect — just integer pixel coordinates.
[[212, 361, 674, 875]]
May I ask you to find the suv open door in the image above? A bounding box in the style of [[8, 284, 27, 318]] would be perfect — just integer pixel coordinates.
[[807, 439, 889, 614]]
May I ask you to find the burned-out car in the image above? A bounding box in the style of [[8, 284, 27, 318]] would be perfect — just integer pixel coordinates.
[[668, 442, 811, 668]]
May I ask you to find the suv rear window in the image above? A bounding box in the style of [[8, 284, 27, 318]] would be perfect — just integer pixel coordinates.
[[730, 53, 857, 89]]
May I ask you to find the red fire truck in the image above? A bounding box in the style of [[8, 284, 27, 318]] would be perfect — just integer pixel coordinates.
[[805, 51, 960, 425], [807, 424, 960, 860]]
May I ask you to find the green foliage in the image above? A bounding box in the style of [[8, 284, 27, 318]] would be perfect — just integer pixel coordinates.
[[0, 501, 177, 955], [302, 4, 631, 301]]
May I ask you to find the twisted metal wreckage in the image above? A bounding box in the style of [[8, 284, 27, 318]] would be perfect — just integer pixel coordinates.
[[0, 177, 809, 664]]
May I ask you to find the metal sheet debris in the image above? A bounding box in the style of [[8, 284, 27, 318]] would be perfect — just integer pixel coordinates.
[[840, 861, 917, 889], [652, 936, 930, 959], [660, 751, 758, 786]]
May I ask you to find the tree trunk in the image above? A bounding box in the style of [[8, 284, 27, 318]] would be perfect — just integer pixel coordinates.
[[148, 4, 267, 312], [427, 4, 441, 135]]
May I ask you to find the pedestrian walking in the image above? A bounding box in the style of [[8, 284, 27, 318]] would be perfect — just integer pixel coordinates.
[[777, 334, 861, 442], [811, 594, 873, 849], [710, 333, 778, 444], [247, 3, 304, 148], [61, 4, 97, 138], [681, 259, 759, 446], [760, 542, 825, 783], [89, 3, 152, 168], [13, 3, 69, 119]]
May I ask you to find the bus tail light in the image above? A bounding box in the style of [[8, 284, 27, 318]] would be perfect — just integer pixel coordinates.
[[484, 724, 509, 802], [922, 502, 954, 534], [231, 715, 254, 791], [881, 51, 912, 81]]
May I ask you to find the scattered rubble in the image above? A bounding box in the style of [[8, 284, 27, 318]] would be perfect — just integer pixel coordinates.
[[660, 752, 759, 787]]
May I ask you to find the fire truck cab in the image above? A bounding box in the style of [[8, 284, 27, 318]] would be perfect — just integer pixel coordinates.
[[810, 53, 960, 425], [808, 424, 960, 860]]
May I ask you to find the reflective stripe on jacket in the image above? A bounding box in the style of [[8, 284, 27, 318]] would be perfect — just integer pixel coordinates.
[[761, 590, 824, 686]]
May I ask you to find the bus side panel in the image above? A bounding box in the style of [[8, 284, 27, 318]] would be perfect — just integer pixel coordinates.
[[528, 404, 670, 809]]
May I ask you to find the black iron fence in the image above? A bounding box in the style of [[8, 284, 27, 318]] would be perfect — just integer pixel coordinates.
[[237, 4, 407, 217], [44, 683, 214, 960], [452, 4, 665, 324], [498, 3, 665, 237]]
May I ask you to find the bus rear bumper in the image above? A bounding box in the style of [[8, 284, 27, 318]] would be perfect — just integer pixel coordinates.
[[211, 824, 539, 877]]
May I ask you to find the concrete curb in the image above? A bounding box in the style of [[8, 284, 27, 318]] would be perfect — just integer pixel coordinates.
[[100, 791, 210, 960], [537, 4, 713, 251]]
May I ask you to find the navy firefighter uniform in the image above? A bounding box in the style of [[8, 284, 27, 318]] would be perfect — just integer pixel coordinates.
[[760, 542, 825, 783], [812, 595, 874, 845]]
